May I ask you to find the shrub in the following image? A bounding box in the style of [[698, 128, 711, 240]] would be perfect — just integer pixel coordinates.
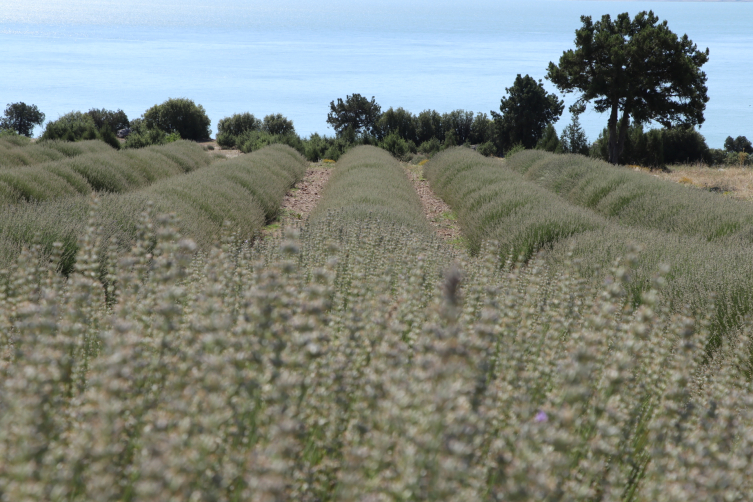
[[504, 142, 525, 157], [217, 112, 262, 137], [42, 112, 99, 142], [592, 124, 710, 167], [661, 126, 711, 165], [262, 113, 295, 136], [379, 131, 412, 160], [236, 130, 303, 155], [376, 107, 417, 143], [215, 132, 237, 149], [535, 124, 562, 152], [476, 141, 496, 157], [123, 118, 181, 149], [303, 133, 329, 162], [86, 108, 129, 133], [98, 126, 121, 150], [709, 148, 727, 166], [142, 98, 211, 140], [418, 137, 442, 156]]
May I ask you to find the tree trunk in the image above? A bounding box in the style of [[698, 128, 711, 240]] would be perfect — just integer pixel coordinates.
[[607, 104, 631, 164]]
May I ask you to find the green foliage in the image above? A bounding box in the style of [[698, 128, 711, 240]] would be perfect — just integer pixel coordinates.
[[98, 126, 121, 150], [41, 111, 122, 148], [215, 113, 297, 151], [418, 137, 442, 156], [416, 109, 444, 144], [591, 124, 710, 167], [234, 130, 303, 155], [560, 114, 590, 155], [1, 102, 45, 137], [491, 74, 564, 151], [124, 127, 180, 149], [379, 131, 415, 160], [262, 113, 295, 136], [86, 108, 129, 133], [547, 11, 709, 164], [724, 151, 752, 167], [476, 141, 496, 157], [469, 112, 494, 145], [217, 112, 262, 137], [377, 107, 417, 142], [708, 148, 727, 166], [41, 111, 99, 142], [142, 98, 211, 141], [504, 143, 525, 158], [326, 93, 382, 137], [215, 132, 237, 149], [535, 124, 562, 153], [0, 129, 27, 142], [442, 109, 475, 145], [724, 135, 753, 154]]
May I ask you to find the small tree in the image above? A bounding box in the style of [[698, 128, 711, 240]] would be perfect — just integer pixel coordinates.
[[491, 74, 564, 150], [41, 111, 97, 141], [443, 110, 475, 145], [86, 108, 129, 133], [326, 94, 381, 138], [217, 113, 261, 137], [377, 107, 417, 143], [469, 112, 494, 145], [547, 11, 709, 164], [415, 109, 444, 144], [724, 136, 753, 154], [262, 114, 295, 136], [143, 98, 211, 141], [561, 111, 590, 155], [536, 124, 562, 153], [2, 102, 45, 137]]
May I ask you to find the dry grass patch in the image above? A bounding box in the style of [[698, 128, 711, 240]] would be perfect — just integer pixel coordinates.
[[654, 164, 753, 199]]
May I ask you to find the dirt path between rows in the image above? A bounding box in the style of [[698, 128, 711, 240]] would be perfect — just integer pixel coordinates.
[[403, 163, 463, 244], [263, 162, 333, 237]]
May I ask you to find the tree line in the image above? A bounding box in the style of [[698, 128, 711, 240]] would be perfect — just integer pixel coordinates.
[[2, 10, 750, 167]]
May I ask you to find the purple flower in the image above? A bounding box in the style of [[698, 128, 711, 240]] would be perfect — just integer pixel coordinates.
[[535, 411, 548, 423]]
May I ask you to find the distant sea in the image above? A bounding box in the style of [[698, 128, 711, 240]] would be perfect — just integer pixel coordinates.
[[1, 0, 751, 147]]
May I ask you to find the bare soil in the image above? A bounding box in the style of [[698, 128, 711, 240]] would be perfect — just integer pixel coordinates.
[[262, 162, 334, 237], [403, 163, 463, 243], [197, 139, 241, 159]]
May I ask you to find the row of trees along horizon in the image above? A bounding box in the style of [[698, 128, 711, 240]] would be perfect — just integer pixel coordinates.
[[2, 10, 751, 169]]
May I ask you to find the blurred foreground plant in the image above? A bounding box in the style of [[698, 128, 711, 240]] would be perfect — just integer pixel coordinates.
[[0, 197, 751, 500]]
